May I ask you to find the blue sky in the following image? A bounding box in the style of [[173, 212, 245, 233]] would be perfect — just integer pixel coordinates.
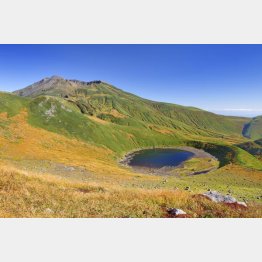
[[0, 44, 261, 117]]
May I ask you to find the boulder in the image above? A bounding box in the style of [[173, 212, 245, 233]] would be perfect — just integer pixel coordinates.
[[167, 208, 186, 217], [202, 191, 247, 207], [203, 191, 237, 203]]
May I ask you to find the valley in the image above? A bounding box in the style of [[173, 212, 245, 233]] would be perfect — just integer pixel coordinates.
[[0, 76, 262, 217]]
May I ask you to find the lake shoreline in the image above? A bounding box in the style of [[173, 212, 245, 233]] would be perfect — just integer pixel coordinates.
[[119, 146, 218, 176]]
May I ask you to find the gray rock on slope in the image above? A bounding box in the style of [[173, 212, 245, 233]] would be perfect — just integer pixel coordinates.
[[167, 208, 187, 216], [202, 191, 247, 207]]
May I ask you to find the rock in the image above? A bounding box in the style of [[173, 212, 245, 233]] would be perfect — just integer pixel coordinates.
[[202, 191, 237, 203], [167, 208, 186, 217], [65, 166, 75, 171], [202, 191, 248, 207], [45, 104, 56, 119], [69, 80, 101, 85]]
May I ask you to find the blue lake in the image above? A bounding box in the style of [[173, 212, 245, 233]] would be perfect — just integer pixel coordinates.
[[128, 148, 194, 168]]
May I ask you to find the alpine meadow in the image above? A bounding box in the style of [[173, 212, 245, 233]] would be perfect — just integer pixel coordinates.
[[0, 45, 262, 218]]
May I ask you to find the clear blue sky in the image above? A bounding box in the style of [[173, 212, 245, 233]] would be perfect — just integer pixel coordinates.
[[0, 44, 261, 117]]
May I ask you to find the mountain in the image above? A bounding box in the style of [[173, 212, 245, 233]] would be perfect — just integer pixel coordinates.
[[10, 75, 259, 168], [242, 116, 262, 140], [14, 76, 249, 140]]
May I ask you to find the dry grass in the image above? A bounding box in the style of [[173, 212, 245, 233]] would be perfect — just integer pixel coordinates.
[[87, 115, 109, 125], [109, 109, 126, 118], [170, 157, 219, 176], [148, 124, 175, 134], [0, 110, 144, 182], [0, 165, 261, 218]]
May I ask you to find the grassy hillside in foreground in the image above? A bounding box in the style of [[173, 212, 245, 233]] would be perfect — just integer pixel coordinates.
[[0, 110, 261, 217], [1, 165, 262, 218]]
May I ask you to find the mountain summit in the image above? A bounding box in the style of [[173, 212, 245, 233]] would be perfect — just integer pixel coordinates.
[[14, 76, 103, 97]]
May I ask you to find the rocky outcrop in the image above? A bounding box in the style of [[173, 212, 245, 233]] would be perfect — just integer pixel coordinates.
[[68, 80, 101, 85], [202, 191, 247, 207]]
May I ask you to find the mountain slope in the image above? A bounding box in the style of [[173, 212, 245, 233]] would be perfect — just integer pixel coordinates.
[[0, 92, 29, 116], [254, 138, 262, 146], [242, 116, 262, 140], [11, 76, 260, 170], [237, 140, 262, 157], [14, 76, 249, 141]]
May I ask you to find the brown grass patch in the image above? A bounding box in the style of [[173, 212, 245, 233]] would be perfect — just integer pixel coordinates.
[[148, 125, 174, 134], [87, 115, 109, 125], [0, 112, 8, 119], [109, 109, 126, 118]]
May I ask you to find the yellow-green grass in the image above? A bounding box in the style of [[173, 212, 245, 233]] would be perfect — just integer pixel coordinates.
[[169, 157, 219, 176], [1, 165, 262, 218], [1, 110, 262, 202]]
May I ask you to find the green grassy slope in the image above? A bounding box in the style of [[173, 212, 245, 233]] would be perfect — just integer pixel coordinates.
[[242, 116, 262, 140], [151, 101, 248, 135], [26, 94, 262, 170], [235, 146, 262, 170], [237, 138, 262, 158], [0, 92, 29, 116], [27, 96, 184, 153], [72, 81, 249, 136], [254, 138, 262, 146], [14, 76, 249, 137]]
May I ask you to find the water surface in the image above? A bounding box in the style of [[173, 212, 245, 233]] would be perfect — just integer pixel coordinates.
[[128, 148, 194, 168]]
